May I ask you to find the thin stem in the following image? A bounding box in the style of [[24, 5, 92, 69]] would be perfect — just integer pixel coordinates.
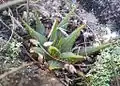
[[0, 0, 26, 11]]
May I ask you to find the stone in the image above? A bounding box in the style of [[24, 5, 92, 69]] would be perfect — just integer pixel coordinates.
[[78, 0, 120, 31]]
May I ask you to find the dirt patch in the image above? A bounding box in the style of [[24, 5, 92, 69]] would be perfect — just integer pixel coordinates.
[[0, 65, 63, 86]]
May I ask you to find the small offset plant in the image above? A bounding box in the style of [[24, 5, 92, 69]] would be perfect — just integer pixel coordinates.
[[22, 5, 111, 72], [90, 42, 120, 86]]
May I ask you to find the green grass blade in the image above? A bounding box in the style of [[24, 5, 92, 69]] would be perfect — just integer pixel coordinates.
[[22, 20, 47, 44]]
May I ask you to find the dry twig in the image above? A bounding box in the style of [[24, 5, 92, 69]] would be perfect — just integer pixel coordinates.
[[26, 0, 30, 23], [0, 9, 14, 52], [0, 0, 26, 11]]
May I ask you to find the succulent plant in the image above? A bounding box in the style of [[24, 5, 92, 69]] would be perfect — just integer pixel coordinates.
[[22, 5, 111, 71]]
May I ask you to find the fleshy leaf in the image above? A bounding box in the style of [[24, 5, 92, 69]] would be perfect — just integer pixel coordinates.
[[48, 46, 61, 58], [34, 11, 45, 35], [48, 19, 59, 41], [60, 52, 85, 64], [48, 60, 63, 70], [36, 18, 45, 35], [22, 20, 46, 44], [51, 6, 76, 45], [78, 43, 111, 56], [57, 24, 85, 52], [58, 5, 76, 29]]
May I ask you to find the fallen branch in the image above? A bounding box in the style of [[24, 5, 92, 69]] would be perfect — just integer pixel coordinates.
[[0, 62, 36, 80], [0, 0, 26, 11]]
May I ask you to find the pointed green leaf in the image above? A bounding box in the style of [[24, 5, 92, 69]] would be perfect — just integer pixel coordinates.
[[48, 19, 59, 41], [57, 24, 85, 52], [35, 13, 45, 35], [60, 52, 85, 64], [58, 27, 68, 37], [50, 6, 75, 45], [48, 60, 64, 70], [58, 6, 76, 29], [78, 43, 111, 56], [53, 30, 66, 46], [48, 46, 61, 58], [22, 20, 47, 44]]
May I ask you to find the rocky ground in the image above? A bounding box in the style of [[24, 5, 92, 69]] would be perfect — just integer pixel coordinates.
[[79, 0, 120, 32], [0, 0, 120, 86]]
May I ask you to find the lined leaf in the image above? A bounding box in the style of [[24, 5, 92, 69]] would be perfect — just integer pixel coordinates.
[[57, 24, 85, 52], [58, 6, 76, 29], [58, 27, 68, 37], [48, 60, 63, 70], [35, 12, 45, 35], [60, 52, 85, 64], [53, 30, 66, 47], [50, 6, 75, 45], [78, 43, 111, 56], [48, 19, 59, 41], [22, 20, 46, 44]]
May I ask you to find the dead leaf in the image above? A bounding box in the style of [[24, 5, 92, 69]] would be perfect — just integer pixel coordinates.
[[38, 53, 44, 63], [43, 41, 53, 47], [29, 39, 40, 46], [64, 64, 77, 74]]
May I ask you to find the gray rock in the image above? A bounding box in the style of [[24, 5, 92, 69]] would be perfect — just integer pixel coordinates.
[[78, 0, 120, 31]]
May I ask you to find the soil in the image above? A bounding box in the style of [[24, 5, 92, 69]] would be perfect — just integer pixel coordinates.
[[0, 55, 63, 86], [0, 0, 119, 86], [110, 76, 120, 86]]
